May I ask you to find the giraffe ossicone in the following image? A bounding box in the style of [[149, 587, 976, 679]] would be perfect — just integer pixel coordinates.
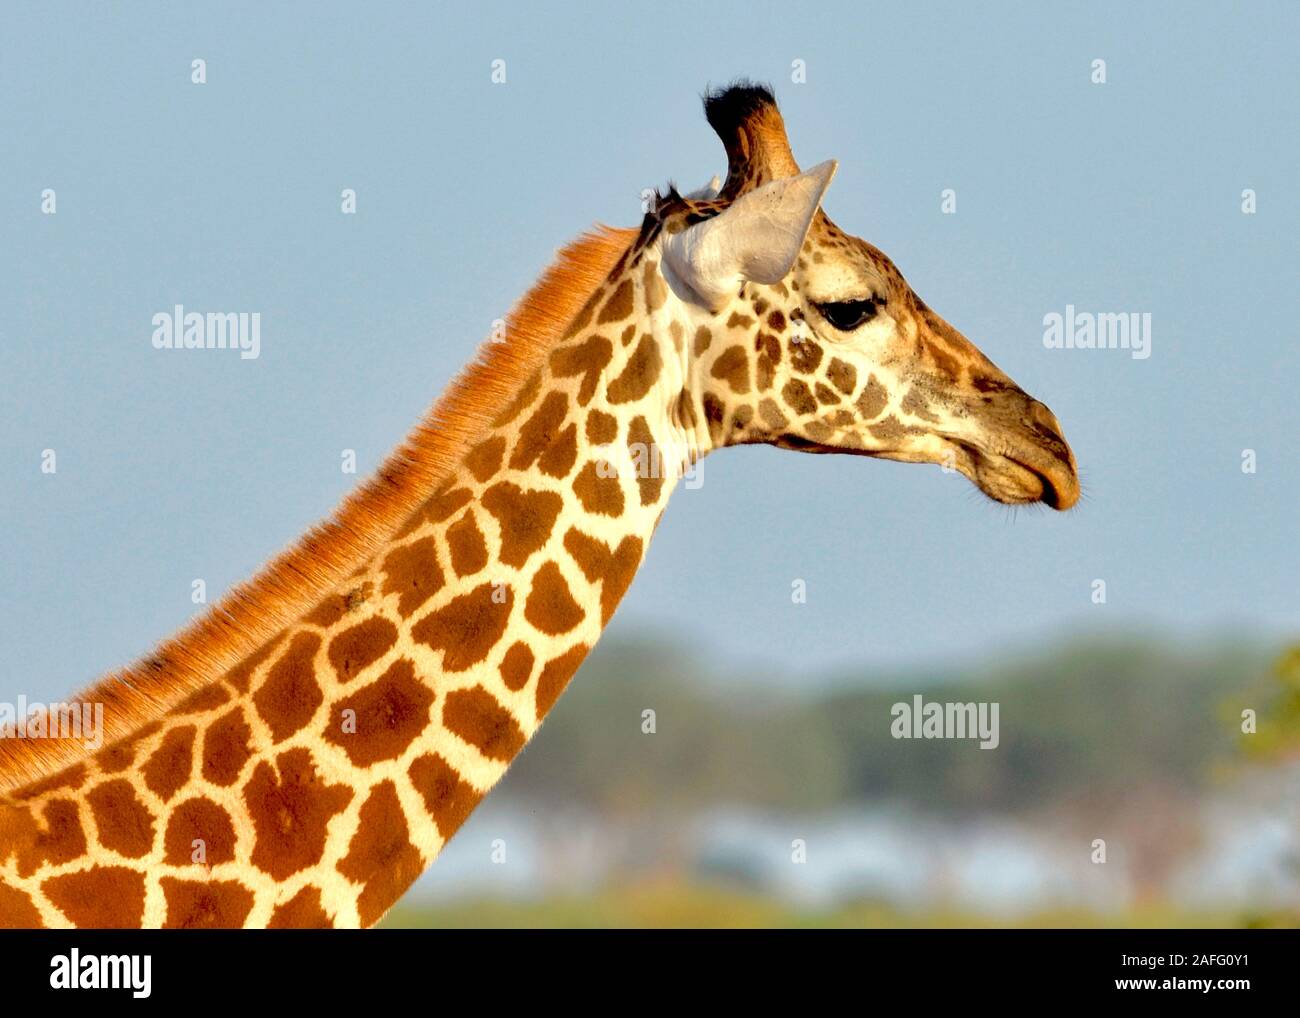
[[0, 81, 1078, 928]]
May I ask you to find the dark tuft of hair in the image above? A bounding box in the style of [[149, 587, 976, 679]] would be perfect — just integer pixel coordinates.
[[702, 79, 779, 139]]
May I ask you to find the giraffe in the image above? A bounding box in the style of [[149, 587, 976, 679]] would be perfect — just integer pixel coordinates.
[[0, 82, 1078, 928]]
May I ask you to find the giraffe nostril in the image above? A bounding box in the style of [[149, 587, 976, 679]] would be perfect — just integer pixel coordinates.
[[1026, 399, 1064, 439]]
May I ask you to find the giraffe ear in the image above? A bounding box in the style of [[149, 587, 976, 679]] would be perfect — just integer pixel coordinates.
[[663, 160, 837, 310], [683, 174, 722, 200]]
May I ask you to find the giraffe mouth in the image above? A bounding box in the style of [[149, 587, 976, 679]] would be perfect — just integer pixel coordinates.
[[917, 391, 1078, 510], [949, 436, 1079, 510], [969, 449, 1059, 506], [770, 430, 1079, 510]]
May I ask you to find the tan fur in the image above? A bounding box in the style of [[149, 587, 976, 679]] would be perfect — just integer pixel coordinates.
[[0, 225, 638, 792]]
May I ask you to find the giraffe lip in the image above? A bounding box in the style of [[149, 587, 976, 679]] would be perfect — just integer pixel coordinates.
[[1001, 456, 1058, 506], [952, 440, 1078, 510]]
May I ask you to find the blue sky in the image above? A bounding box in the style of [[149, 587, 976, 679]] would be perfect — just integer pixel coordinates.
[[2, 1, 1296, 700]]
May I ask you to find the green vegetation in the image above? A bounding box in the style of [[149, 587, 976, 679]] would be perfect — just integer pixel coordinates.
[[382, 634, 1298, 929], [1244, 645, 1300, 761], [381, 879, 1292, 930], [499, 633, 1281, 819]]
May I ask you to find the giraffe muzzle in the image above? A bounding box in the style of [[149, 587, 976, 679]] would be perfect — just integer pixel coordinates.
[[949, 397, 1080, 510], [1022, 400, 1079, 508]]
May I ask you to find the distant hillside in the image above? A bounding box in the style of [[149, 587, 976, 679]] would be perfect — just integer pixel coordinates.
[[497, 635, 1279, 816]]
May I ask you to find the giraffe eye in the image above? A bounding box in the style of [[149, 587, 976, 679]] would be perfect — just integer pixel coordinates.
[[814, 298, 881, 332]]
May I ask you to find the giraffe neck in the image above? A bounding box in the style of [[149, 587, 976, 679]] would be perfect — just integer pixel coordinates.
[[0, 243, 704, 928]]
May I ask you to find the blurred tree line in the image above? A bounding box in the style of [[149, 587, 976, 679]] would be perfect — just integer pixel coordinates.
[[498, 634, 1288, 821], [1244, 644, 1300, 761]]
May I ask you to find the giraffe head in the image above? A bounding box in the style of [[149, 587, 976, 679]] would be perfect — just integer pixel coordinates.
[[649, 83, 1079, 509]]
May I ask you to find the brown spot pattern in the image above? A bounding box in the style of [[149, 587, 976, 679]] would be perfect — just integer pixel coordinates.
[[498, 642, 535, 692], [572, 461, 624, 517], [464, 436, 506, 483], [12, 763, 87, 802], [790, 339, 824, 374], [537, 423, 578, 479], [782, 379, 818, 416], [36, 799, 87, 874], [161, 877, 254, 929], [901, 387, 940, 423], [43, 866, 146, 928], [710, 345, 751, 394], [96, 727, 155, 774], [550, 336, 612, 406], [408, 753, 482, 839], [202, 707, 254, 787], [855, 375, 888, 419], [324, 658, 434, 767], [446, 512, 489, 577], [826, 357, 857, 394], [442, 687, 525, 761], [563, 527, 611, 581], [268, 886, 333, 928], [597, 279, 634, 324], [6, 799, 85, 878], [815, 382, 840, 406], [804, 419, 834, 443], [756, 333, 781, 389], [561, 289, 599, 339], [585, 409, 618, 445], [481, 482, 563, 567], [381, 536, 445, 617], [703, 393, 727, 440], [244, 748, 353, 881], [535, 645, 590, 720], [627, 417, 664, 506], [869, 415, 917, 442], [759, 397, 789, 429], [606, 334, 663, 404], [0, 880, 44, 928], [142, 725, 195, 803], [86, 779, 154, 858], [411, 582, 513, 672], [600, 537, 643, 624], [164, 796, 237, 865], [336, 781, 425, 928], [510, 391, 569, 471], [524, 561, 585, 635], [426, 486, 473, 523], [491, 374, 541, 428], [253, 632, 324, 744], [643, 259, 667, 310], [327, 616, 399, 686]]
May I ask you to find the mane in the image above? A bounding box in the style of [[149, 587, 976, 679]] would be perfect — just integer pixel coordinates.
[[1, 223, 639, 791]]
